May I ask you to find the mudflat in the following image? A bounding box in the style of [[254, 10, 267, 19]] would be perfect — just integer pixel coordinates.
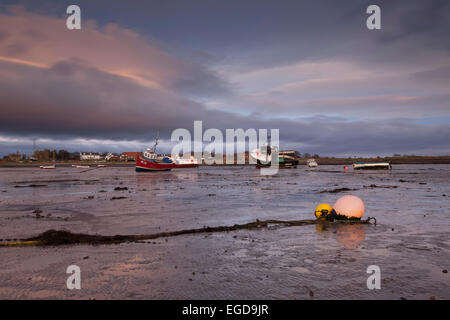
[[0, 165, 449, 299]]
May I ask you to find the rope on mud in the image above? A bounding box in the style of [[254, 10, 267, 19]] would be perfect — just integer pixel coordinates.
[[0, 216, 376, 247]]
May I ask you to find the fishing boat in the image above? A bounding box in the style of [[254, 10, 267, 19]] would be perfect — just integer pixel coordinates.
[[170, 155, 199, 168], [40, 165, 55, 169], [250, 144, 299, 169], [135, 136, 175, 172], [306, 159, 318, 168], [353, 162, 391, 170]]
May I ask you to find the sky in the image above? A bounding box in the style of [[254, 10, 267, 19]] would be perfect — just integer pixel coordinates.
[[0, 0, 449, 157]]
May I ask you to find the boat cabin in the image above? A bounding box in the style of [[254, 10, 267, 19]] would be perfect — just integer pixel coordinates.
[[143, 148, 158, 160]]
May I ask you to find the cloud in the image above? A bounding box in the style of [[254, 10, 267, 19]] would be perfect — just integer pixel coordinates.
[[210, 59, 450, 120], [0, 59, 236, 139], [276, 118, 450, 156], [2, 116, 450, 157], [209, 0, 450, 121], [0, 6, 236, 141], [0, 4, 449, 157], [0, 6, 230, 97]]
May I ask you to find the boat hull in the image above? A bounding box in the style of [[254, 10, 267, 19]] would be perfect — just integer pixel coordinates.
[[136, 155, 175, 172], [353, 162, 391, 170], [255, 163, 297, 169], [255, 158, 298, 169], [136, 166, 172, 172]]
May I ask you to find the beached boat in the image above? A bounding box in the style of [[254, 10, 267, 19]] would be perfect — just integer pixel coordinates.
[[135, 137, 175, 172], [136, 154, 175, 171], [250, 145, 299, 168], [353, 162, 391, 170], [170, 155, 199, 168], [40, 165, 55, 169], [306, 159, 318, 168]]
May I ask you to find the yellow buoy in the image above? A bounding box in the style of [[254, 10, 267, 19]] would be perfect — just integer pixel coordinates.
[[314, 203, 333, 218]]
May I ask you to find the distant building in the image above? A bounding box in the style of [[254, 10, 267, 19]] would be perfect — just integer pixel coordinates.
[[32, 149, 51, 161], [120, 152, 142, 161], [4, 153, 24, 162], [80, 152, 103, 161]]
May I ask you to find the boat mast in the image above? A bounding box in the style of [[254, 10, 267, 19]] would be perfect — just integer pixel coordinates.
[[152, 132, 159, 153]]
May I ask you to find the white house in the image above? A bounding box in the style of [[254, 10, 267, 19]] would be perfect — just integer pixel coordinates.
[[80, 152, 103, 161]]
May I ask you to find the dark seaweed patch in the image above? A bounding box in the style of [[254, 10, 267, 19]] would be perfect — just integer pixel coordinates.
[[364, 184, 398, 189], [20, 217, 376, 246], [111, 196, 127, 200], [320, 187, 358, 193], [14, 184, 47, 188]]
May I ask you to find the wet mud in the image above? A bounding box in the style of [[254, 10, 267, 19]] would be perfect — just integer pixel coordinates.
[[0, 164, 449, 299]]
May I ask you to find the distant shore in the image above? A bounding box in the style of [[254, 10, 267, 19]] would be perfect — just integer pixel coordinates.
[[1, 155, 450, 167]]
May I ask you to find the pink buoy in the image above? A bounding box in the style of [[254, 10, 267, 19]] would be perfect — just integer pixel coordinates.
[[333, 195, 365, 219]]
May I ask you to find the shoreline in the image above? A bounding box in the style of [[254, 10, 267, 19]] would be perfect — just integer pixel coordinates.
[[1, 156, 450, 167]]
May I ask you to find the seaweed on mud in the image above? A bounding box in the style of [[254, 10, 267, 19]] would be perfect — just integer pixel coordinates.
[[364, 184, 398, 189], [320, 187, 358, 193], [14, 179, 99, 184], [111, 196, 127, 200], [14, 184, 47, 188], [321, 185, 399, 193], [1, 217, 376, 247]]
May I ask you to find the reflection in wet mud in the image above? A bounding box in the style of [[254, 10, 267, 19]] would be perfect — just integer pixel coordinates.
[[335, 224, 366, 249], [316, 222, 366, 249]]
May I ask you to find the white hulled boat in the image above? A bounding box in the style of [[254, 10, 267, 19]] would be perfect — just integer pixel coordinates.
[[306, 159, 318, 167]]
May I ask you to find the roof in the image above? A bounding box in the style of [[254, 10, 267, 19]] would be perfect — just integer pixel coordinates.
[[121, 152, 142, 156], [80, 152, 101, 155]]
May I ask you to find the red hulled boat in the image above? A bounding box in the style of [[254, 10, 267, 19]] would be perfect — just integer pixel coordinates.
[[135, 155, 175, 171], [135, 137, 176, 172]]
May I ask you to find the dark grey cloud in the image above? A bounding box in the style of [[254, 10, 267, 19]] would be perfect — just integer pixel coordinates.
[[1, 59, 449, 157], [0, 60, 230, 140], [4, 0, 449, 71], [277, 119, 450, 156]]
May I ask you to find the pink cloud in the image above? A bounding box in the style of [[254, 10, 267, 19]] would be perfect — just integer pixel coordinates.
[[0, 6, 227, 94]]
